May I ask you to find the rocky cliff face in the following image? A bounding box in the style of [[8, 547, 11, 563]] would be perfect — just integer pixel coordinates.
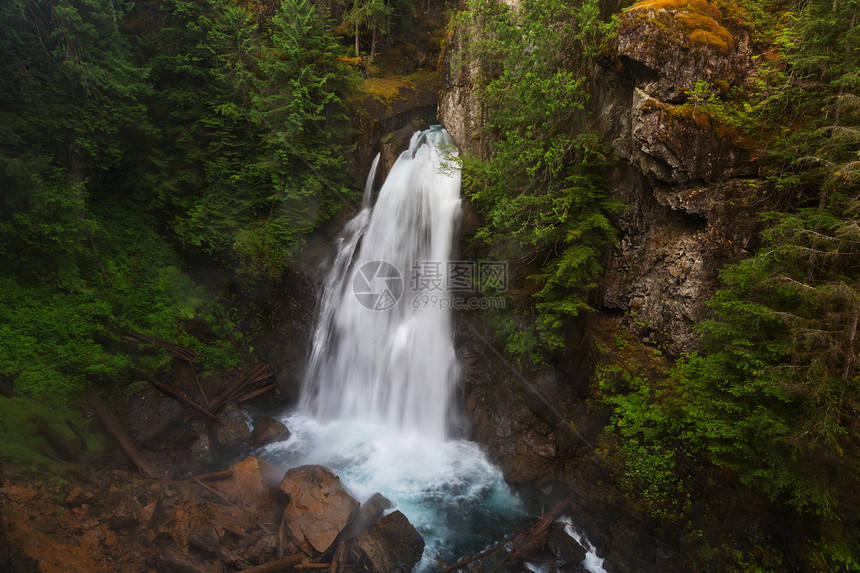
[[439, 0, 762, 353], [438, 21, 489, 160], [596, 0, 761, 352], [436, 4, 767, 569]]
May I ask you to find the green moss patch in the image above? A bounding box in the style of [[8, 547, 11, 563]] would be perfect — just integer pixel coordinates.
[[0, 396, 104, 474], [348, 70, 440, 106]]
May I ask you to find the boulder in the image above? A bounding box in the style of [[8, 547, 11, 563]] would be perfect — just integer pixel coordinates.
[[546, 523, 587, 567], [349, 510, 425, 573], [186, 419, 214, 464], [126, 387, 183, 445], [617, 0, 752, 102], [217, 456, 284, 523], [342, 493, 393, 539], [250, 416, 291, 448], [279, 465, 360, 556], [214, 402, 251, 449]]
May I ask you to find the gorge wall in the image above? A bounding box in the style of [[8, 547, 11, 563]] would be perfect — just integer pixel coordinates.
[[440, 0, 762, 354], [435, 1, 770, 570]]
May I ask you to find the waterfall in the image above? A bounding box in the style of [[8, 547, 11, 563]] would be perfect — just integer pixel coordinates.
[[263, 127, 525, 568], [299, 126, 462, 441], [262, 126, 608, 572]]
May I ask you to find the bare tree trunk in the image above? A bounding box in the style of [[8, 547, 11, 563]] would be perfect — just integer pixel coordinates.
[[842, 309, 858, 381], [355, 18, 360, 57], [87, 388, 160, 478]]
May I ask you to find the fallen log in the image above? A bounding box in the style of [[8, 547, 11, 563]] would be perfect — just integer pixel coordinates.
[[188, 532, 252, 570], [34, 417, 80, 462], [86, 388, 159, 478], [141, 374, 225, 426], [440, 500, 569, 573], [191, 364, 210, 406], [507, 500, 568, 561], [188, 469, 234, 482], [235, 553, 305, 573], [124, 331, 201, 362], [209, 364, 274, 412], [236, 384, 276, 404]]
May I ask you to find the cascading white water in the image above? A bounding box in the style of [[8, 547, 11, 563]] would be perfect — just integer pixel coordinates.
[[264, 127, 525, 568], [299, 127, 462, 441], [263, 127, 607, 572]]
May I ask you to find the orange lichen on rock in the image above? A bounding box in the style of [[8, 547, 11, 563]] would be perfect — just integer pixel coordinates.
[[627, 0, 722, 21], [626, 0, 734, 54], [678, 13, 735, 53]]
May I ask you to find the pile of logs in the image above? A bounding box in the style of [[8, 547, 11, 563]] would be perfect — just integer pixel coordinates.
[[87, 333, 275, 478]]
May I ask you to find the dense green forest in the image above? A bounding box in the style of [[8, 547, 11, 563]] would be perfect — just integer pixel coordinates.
[[1, 0, 858, 568], [0, 0, 357, 400]]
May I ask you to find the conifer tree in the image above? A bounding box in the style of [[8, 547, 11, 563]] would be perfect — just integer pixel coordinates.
[[676, 0, 860, 550]]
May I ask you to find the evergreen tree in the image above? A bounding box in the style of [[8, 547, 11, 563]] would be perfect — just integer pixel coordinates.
[[674, 0, 859, 561], [0, 0, 149, 283], [142, 0, 260, 259], [454, 0, 619, 356], [244, 0, 355, 278]]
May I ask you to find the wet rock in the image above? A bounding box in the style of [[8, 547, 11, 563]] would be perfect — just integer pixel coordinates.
[[250, 416, 291, 447], [126, 387, 183, 445], [349, 510, 425, 573], [243, 532, 279, 565], [346, 74, 439, 187], [218, 456, 284, 523], [186, 419, 214, 464], [379, 119, 427, 180], [214, 402, 251, 449], [344, 493, 393, 538], [279, 465, 360, 556], [546, 523, 587, 567]]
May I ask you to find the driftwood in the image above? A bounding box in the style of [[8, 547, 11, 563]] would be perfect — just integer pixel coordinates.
[[86, 388, 159, 478], [440, 501, 569, 573], [191, 364, 210, 406], [208, 364, 274, 413], [488, 501, 568, 572], [124, 331, 200, 362], [327, 539, 351, 573], [191, 476, 243, 509], [189, 469, 234, 482], [235, 553, 305, 573], [141, 374, 225, 426], [236, 384, 276, 404], [188, 532, 252, 570], [506, 500, 567, 561]]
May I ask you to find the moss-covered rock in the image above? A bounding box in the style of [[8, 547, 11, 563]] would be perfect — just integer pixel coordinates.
[[617, 0, 752, 101], [346, 70, 440, 185], [631, 88, 756, 184]]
